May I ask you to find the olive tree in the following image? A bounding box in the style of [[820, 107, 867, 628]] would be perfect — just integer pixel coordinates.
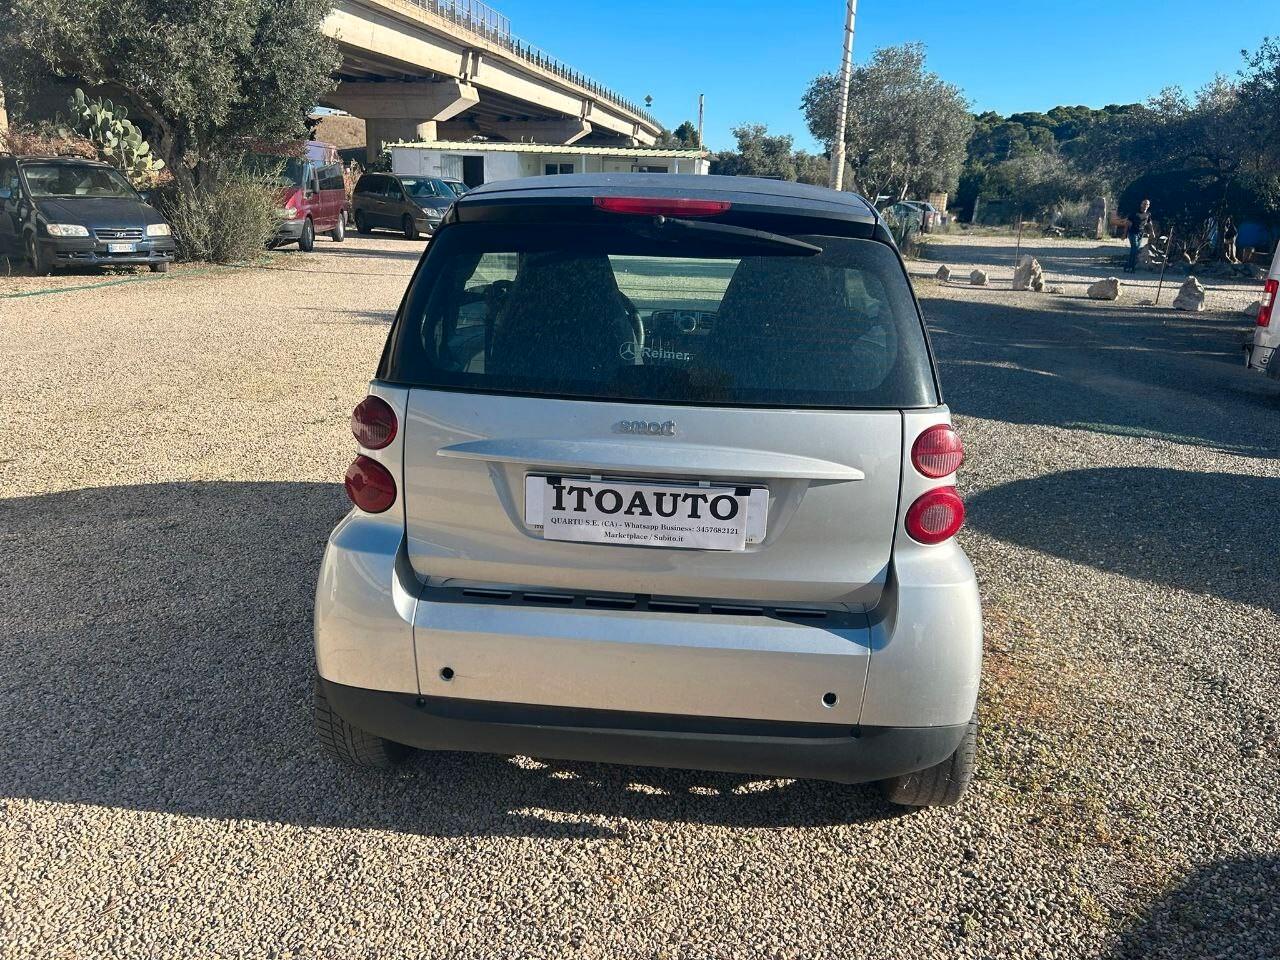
[[710, 124, 799, 180], [0, 0, 339, 193], [802, 43, 973, 201]]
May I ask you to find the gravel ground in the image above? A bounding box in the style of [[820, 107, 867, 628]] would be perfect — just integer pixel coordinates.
[[1, 232, 1278, 959]]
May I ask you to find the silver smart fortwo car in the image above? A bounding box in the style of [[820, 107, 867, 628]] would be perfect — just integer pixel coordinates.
[[314, 175, 982, 807]]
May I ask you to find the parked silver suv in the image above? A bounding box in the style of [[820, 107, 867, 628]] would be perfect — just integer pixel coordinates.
[[315, 175, 982, 807]]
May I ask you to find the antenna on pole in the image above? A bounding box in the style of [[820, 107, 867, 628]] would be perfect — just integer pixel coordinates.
[[830, 0, 858, 191], [697, 93, 705, 149]]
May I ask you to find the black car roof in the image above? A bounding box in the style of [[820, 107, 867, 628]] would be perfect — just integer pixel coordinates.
[[458, 174, 878, 225]]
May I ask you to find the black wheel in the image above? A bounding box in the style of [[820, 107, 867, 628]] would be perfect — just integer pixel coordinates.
[[330, 212, 346, 242], [314, 680, 410, 769], [25, 234, 51, 276], [150, 261, 170, 273], [354, 211, 370, 234], [880, 712, 978, 808], [298, 218, 315, 252], [403, 215, 419, 241]]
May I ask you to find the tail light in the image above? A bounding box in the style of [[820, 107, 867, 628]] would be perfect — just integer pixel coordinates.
[[594, 196, 731, 218], [911, 424, 965, 478], [345, 455, 396, 513], [1258, 279, 1278, 328], [904, 487, 965, 544], [352, 395, 397, 449]]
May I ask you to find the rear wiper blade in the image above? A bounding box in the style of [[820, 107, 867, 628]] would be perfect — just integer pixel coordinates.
[[629, 216, 823, 256]]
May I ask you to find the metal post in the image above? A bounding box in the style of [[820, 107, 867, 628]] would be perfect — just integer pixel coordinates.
[[697, 93, 705, 149], [1155, 226, 1174, 305], [829, 0, 857, 191], [1013, 214, 1023, 268]]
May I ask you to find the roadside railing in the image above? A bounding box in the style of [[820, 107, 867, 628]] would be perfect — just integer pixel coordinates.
[[404, 0, 660, 128]]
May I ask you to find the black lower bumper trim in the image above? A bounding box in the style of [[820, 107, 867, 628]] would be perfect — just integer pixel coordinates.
[[319, 679, 967, 785]]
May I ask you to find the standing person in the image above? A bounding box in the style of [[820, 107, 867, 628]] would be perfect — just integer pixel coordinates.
[[1126, 199, 1153, 273], [1223, 216, 1239, 263]]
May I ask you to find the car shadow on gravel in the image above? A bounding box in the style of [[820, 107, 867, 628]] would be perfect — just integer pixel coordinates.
[[1107, 856, 1280, 960], [0, 482, 895, 837], [967, 467, 1280, 613], [921, 294, 1280, 459]]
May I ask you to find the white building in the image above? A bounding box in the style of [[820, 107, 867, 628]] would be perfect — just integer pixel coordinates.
[[389, 140, 710, 188]]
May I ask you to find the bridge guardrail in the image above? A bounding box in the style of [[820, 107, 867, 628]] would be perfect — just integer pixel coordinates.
[[408, 0, 660, 128]]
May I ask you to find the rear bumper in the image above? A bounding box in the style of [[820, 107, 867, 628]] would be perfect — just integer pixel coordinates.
[[320, 677, 969, 784], [1247, 342, 1278, 377], [314, 511, 982, 780]]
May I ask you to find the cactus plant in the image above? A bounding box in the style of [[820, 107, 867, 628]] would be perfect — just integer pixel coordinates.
[[67, 88, 165, 185]]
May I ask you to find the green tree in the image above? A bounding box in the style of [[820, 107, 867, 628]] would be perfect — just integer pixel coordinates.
[[672, 121, 700, 149], [794, 151, 830, 186], [980, 151, 1103, 217], [802, 43, 973, 201], [1238, 37, 1280, 169], [710, 124, 799, 180], [0, 0, 339, 193], [1072, 78, 1269, 215], [654, 120, 701, 149]]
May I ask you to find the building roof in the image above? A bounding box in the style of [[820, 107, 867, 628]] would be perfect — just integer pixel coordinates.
[[389, 139, 707, 159]]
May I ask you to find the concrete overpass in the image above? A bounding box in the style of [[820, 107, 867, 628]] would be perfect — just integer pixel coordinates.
[[320, 0, 663, 157]]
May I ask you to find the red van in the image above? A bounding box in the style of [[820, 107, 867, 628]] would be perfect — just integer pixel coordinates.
[[268, 141, 349, 252]]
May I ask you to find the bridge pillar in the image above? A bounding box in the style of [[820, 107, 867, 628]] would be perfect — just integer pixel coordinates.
[[364, 119, 440, 156], [322, 79, 480, 156]]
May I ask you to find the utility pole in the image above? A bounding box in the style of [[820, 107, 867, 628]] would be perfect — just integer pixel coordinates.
[[697, 93, 705, 149], [829, 0, 857, 191]]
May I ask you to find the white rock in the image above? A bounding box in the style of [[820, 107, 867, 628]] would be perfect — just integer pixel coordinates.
[[935, 265, 951, 282], [1087, 277, 1121, 300], [1011, 255, 1045, 292], [1172, 276, 1206, 312], [969, 269, 989, 286]]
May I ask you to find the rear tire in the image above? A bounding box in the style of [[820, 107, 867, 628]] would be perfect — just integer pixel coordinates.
[[25, 234, 51, 276], [330, 212, 346, 242], [314, 680, 410, 769], [880, 712, 977, 808], [298, 218, 315, 252], [403, 215, 419, 241]]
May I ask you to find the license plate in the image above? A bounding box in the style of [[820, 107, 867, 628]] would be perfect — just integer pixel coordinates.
[[107, 242, 136, 253], [525, 476, 767, 551]]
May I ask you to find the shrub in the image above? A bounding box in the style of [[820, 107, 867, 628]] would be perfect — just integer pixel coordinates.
[[158, 174, 277, 264]]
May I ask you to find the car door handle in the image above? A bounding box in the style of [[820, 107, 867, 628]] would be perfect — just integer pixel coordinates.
[[436, 438, 865, 481]]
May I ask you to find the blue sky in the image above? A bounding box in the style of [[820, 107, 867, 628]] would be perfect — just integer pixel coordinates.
[[491, 0, 1280, 152]]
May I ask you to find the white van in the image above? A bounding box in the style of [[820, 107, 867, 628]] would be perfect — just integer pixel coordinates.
[[1246, 243, 1280, 377]]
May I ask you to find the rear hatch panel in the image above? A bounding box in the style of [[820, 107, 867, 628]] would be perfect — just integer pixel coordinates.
[[402, 390, 901, 605]]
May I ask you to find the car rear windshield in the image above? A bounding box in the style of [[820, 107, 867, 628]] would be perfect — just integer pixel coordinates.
[[386, 221, 936, 409]]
